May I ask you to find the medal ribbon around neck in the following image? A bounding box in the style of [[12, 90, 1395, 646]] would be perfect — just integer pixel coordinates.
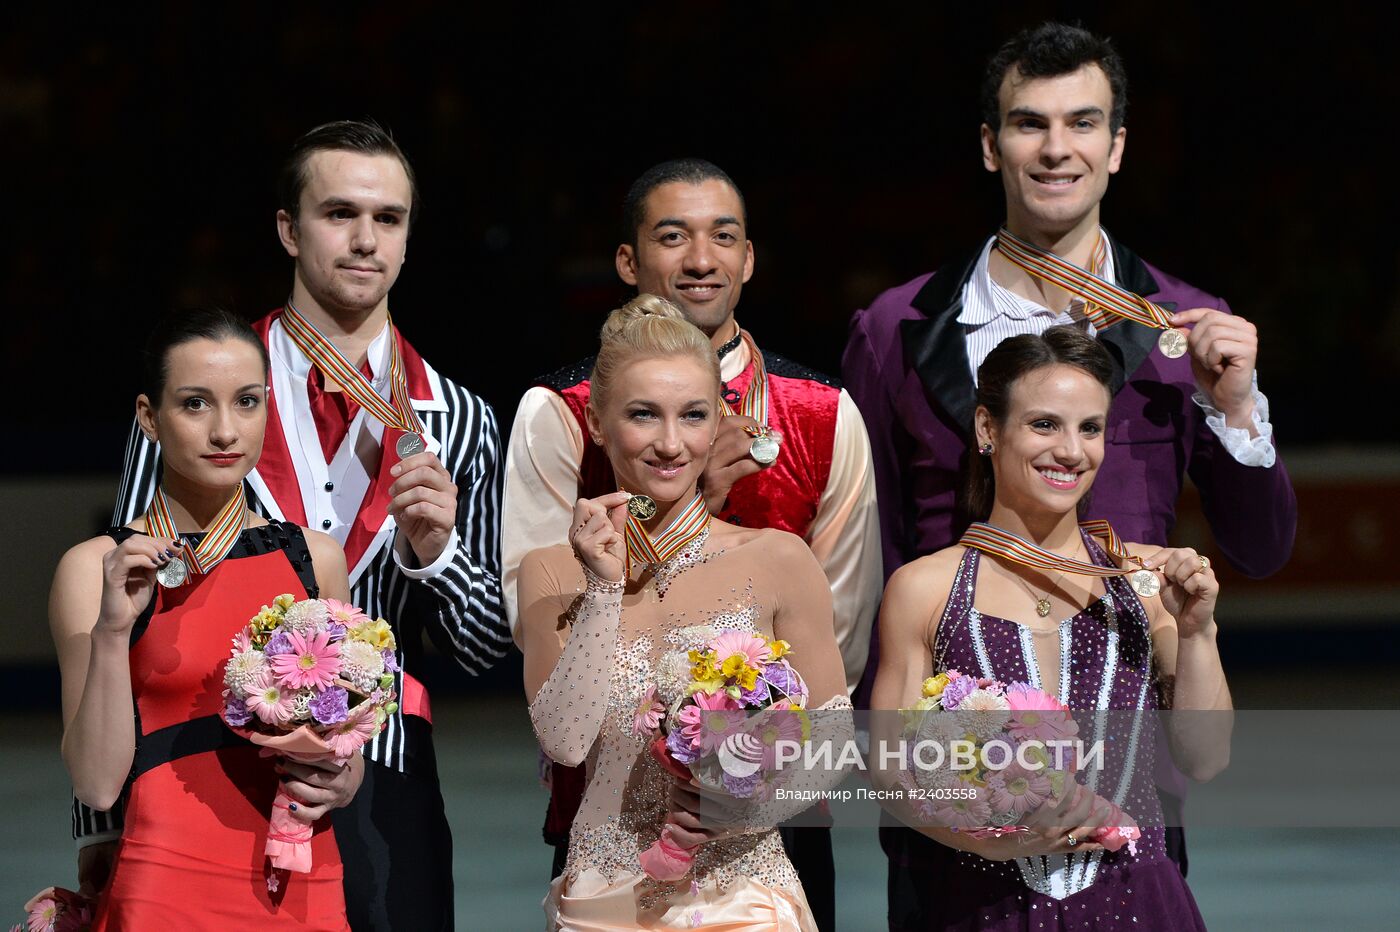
[[995, 227, 1172, 334], [280, 302, 425, 440], [623, 493, 710, 574], [145, 486, 247, 580], [716, 329, 770, 426], [959, 519, 1146, 581]]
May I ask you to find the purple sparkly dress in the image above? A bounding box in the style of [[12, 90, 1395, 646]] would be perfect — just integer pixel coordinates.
[[884, 532, 1208, 931]]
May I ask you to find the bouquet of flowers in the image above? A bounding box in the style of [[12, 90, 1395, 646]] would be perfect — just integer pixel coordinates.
[[11, 888, 92, 932], [632, 631, 810, 881], [901, 670, 1140, 854], [220, 594, 399, 873]]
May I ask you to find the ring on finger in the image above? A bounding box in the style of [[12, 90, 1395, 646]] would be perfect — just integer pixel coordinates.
[[1197, 555, 1210, 571], [1065, 833, 1078, 847]]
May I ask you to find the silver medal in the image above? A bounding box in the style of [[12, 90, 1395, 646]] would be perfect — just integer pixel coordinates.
[[749, 432, 781, 466], [1129, 568, 1161, 598], [157, 558, 188, 589], [1157, 329, 1188, 359], [395, 432, 425, 458]]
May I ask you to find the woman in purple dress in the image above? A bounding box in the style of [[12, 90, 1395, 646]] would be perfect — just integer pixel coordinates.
[[870, 326, 1231, 930]]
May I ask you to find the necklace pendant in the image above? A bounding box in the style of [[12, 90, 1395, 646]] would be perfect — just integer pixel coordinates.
[[1035, 598, 1052, 618]]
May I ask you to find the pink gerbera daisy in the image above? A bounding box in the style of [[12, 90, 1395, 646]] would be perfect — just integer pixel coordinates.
[[709, 631, 770, 670], [988, 763, 1053, 816], [751, 708, 806, 768], [1006, 685, 1079, 742], [325, 703, 379, 758], [932, 786, 992, 830], [632, 686, 665, 737], [243, 669, 295, 726], [678, 689, 742, 753], [324, 598, 370, 628], [269, 629, 342, 690]]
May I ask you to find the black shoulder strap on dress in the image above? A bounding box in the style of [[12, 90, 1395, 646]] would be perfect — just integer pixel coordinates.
[[251, 521, 320, 598]]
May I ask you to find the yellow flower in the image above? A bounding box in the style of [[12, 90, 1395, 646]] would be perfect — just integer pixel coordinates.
[[252, 609, 282, 631], [689, 650, 720, 681], [688, 676, 726, 696], [719, 654, 760, 691], [767, 639, 791, 660], [352, 619, 396, 651], [921, 673, 950, 699], [273, 593, 296, 612]]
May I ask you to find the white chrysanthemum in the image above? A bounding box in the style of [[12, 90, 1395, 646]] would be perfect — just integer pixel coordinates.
[[673, 625, 719, 650], [958, 689, 1011, 741], [283, 599, 330, 635], [654, 651, 691, 705], [339, 639, 385, 693], [223, 649, 269, 696], [290, 688, 316, 721]]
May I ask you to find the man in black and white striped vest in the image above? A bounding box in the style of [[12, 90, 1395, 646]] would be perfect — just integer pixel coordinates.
[[75, 119, 509, 931]]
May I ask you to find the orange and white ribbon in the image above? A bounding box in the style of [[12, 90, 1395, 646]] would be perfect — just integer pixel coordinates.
[[145, 486, 247, 582], [959, 519, 1145, 580], [996, 228, 1171, 334], [624, 493, 710, 573], [281, 302, 424, 440]]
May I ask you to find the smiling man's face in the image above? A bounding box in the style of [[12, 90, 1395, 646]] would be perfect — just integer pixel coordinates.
[[615, 179, 754, 339], [981, 63, 1126, 241]]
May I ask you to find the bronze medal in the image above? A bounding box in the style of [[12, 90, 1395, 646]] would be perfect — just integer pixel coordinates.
[[626, 494, 657, 521], [1157, 329, 1188, 359]]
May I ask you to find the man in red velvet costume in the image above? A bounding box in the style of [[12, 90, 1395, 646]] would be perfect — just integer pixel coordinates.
[[502, 159, 880, 932]]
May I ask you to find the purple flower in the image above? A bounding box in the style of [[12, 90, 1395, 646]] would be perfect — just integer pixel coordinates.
[[327, 622, 347, 642], [223, 695, 253, 727], [761, 661, 806, 703], [738, 676, 772, 707], [382, 649, 400, 673], [665, 726, 702, 765], [263, 629, 294, 657], [941, 675, 979, 710], [721, 769, 763, 799], [309, 686, 350, 725]]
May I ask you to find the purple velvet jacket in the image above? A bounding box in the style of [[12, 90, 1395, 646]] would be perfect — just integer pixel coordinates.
[[843, 236, 1297, 586]]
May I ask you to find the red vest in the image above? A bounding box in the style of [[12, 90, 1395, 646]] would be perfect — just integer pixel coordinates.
[[537, 344, 843, 843]]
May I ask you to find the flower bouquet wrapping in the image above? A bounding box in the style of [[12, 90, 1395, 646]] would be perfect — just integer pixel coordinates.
[[220, 594, 399, 873], [11, 888, 92, 932], [901, 670, 1140, 854], [632, 631, 811, 881]]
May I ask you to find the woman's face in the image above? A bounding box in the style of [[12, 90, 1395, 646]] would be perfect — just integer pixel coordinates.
[[978, 363, 1110, 518], [138, 337, 268, 492], [587, 354, 718, 504]]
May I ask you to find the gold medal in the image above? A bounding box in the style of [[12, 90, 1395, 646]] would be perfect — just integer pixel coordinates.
[[1157, 329, 1188, 359], [626, 494, 657, 521], [1130, 569, 1161, 598]]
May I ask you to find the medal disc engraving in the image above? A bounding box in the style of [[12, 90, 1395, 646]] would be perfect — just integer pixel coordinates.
[[395, 433, 425, 458], [157, 558, 188, 588], [626, 494, 657, 520], [1157, 329, 1188, 359], [1130, 568, 1161, 598], [749, 433, 781, 466]]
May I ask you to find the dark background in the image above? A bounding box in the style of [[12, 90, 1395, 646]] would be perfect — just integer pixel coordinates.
[[6, 3, 1396, 475]]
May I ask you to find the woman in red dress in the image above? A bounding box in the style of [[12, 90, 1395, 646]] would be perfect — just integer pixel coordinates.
[[49, 309, 363, 930]]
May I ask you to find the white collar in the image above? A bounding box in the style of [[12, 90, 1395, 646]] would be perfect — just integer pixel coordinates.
[[958, 229, 1119, 325]]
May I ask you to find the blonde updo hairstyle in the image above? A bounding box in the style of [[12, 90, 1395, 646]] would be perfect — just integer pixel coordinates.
[[588, 294, 721, 415]]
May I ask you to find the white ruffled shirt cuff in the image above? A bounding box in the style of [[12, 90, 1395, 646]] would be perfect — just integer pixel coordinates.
[[1192, 373, 1276, 468], [393, 527, 461, 580]]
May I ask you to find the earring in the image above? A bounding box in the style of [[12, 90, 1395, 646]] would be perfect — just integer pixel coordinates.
[[978, 442, 993, 456]]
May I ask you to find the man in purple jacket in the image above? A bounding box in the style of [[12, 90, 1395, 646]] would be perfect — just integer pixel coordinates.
[[843, 22, 1296, 922]]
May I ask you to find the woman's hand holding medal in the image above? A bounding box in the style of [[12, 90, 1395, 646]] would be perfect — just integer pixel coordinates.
[[97, 535, 183, 635], [1137, 546, 1219, 639], [570, 492, 631, 584]]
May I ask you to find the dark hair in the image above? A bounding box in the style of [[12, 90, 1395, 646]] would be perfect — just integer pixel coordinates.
[[278, 119, 419, 227], [141, 308, 269, 404], [963, 326, 1116, 521], [981, 23, 1128, 135], [621, 158, 747, 248]]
